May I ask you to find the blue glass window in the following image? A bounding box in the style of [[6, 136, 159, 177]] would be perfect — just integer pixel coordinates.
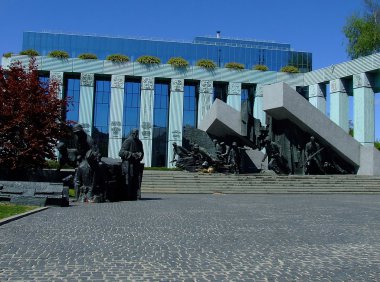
[[152, 83, 169, 167], [93, 78, 111, 157], [64, 77, 80, 123], [183, 85, 197, 128], [122, 80, 141, 140]]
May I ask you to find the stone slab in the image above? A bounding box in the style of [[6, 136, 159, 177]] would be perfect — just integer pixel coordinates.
[[263, 82, 361, 168]]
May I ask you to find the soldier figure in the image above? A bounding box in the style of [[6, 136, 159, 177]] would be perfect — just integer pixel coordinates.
[[171, 142, 190, 163], [72, 124, 95, 166], [119, 129, 144, 200], [262, 137, 282, 174], [75, 149, 104, 203], [305, 136, 323, 174], [228, 142, 241, 174]]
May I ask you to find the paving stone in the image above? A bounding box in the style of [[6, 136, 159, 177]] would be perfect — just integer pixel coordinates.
[[0, 194, 380, 281]]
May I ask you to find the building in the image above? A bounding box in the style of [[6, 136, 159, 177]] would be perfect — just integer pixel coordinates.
[[2, 34, 379, 171], [22, 31, 312, 72]]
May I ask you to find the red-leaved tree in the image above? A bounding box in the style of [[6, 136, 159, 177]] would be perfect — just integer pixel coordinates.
[[0, 59, 69, 169]]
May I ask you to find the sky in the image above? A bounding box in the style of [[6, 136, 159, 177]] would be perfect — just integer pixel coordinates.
[[1, 0, 379, 139]]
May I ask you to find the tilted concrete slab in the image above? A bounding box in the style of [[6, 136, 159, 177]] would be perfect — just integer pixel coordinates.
[[198, 98, 242, 137], [263, 82, 380, 175]]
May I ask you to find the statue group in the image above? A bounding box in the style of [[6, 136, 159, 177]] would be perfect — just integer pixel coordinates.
[[58, 125, 144, 203], [172, 139, 242, 174]]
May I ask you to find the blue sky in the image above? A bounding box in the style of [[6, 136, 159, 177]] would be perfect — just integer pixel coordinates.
[[1, 0, 379, 139]]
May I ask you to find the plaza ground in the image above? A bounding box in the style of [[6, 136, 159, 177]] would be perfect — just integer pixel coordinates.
[[0, 194, 379, 281]]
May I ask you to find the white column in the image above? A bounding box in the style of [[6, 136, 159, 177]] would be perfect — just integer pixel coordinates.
[[330, 78, 349, 133], [197, 80, 214, 126], [49, 72, 64, 99], [353, 73, 375, 146], [253, 84, 266, 126], [139, 77, 155, 167], [308, 83, 326, 114], [108, 75, 125, 158], [167, 79, 184, 168], [78, 73, 95, 136], [227, 82, 242, 112]]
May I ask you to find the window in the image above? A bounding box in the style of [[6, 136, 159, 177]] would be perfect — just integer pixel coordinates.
[[183, 85, 197, 128], [152, 82, 169, 167], [122, 80, 141, 140], [64, 77, 80, 123], [93, 78, 111, 157]]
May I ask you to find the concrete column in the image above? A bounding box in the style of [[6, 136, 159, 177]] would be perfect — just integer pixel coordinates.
[[108, 75, 125, 158], [253, 84, 266, 126], [330, 78, 349, 133], [49, 72, 64, 99], [167, 79, 184, 168], [197, 80, 214, 126], [227, 82, 242, 112], [353, 73, 375, 146], [139, 77, 155, 167], [78, 73, 95, 136], [308, 83, 326, 114]]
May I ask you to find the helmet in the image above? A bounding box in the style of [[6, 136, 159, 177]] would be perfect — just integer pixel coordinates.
[[72, 124, 83, 133]]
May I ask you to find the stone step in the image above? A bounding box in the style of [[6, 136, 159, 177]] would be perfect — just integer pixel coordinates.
[[141, 171, 380, 194]]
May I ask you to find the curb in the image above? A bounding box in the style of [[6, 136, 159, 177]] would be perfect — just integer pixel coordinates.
[[0, 206, 49, 226]]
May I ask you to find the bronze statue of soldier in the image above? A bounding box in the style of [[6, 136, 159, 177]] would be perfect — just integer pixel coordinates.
[[119, 129, 144, 200]]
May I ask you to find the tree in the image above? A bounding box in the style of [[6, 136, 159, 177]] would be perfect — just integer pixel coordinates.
[[343, 0, 380, 59], [0, 59, 69, 169]]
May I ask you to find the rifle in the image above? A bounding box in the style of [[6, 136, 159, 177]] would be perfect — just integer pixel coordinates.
[[301, 147, 324, 168]]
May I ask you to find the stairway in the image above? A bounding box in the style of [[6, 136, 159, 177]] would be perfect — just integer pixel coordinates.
[[141, 170, 380, 194]]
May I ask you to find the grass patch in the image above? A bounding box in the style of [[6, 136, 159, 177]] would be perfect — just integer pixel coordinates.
[[0, 203, 39, 220]]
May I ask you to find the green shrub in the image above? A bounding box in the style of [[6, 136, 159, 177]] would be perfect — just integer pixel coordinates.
[[253, 64, 269, 71], [3, 52, 13, 58], [167, 57, 189, 68], [225, 62, 245, 70], [106, 54, 130, 63], [280, 65, 299, 73], [196, 59, 216, 70], [19, 49, 39, 57], [44, 160, 73, 169], [136, 55, 161, 65], [375, 140, 380, 151], [78, 53, 98, 60], [48, 50, 70, 59]]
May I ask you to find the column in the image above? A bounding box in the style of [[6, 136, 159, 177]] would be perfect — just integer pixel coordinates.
[[308, 83, 326, 114], [78, 73, 95, 136], [49, 72, 64, 99], [197, 80, 214, 126], [139, 77, 155, 167], [167, 79, 184, 168], [227, 82, 242, 112], [108, 75, 125, 158], [253, 84, 266, 126], [353, 73, 374, 146], [330, 78, 349, 133]]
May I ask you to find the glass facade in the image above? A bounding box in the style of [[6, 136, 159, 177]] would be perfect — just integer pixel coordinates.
[[213, 83, 228, 102], [64, 77, 80, 124], [152, 83, 169, 167], [122, 80, 141, 140], [93, 78, 111, 157], [183, 84, 197, 128], [241, 86, 254, 111], [23, 32, 312, 72]]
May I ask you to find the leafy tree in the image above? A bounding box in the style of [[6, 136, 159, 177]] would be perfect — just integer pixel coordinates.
[[343, 0, 380, 59], [0, 59, 69, 169]]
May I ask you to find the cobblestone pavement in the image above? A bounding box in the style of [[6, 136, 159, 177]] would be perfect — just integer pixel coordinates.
[[1, 194, 380, 281]]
